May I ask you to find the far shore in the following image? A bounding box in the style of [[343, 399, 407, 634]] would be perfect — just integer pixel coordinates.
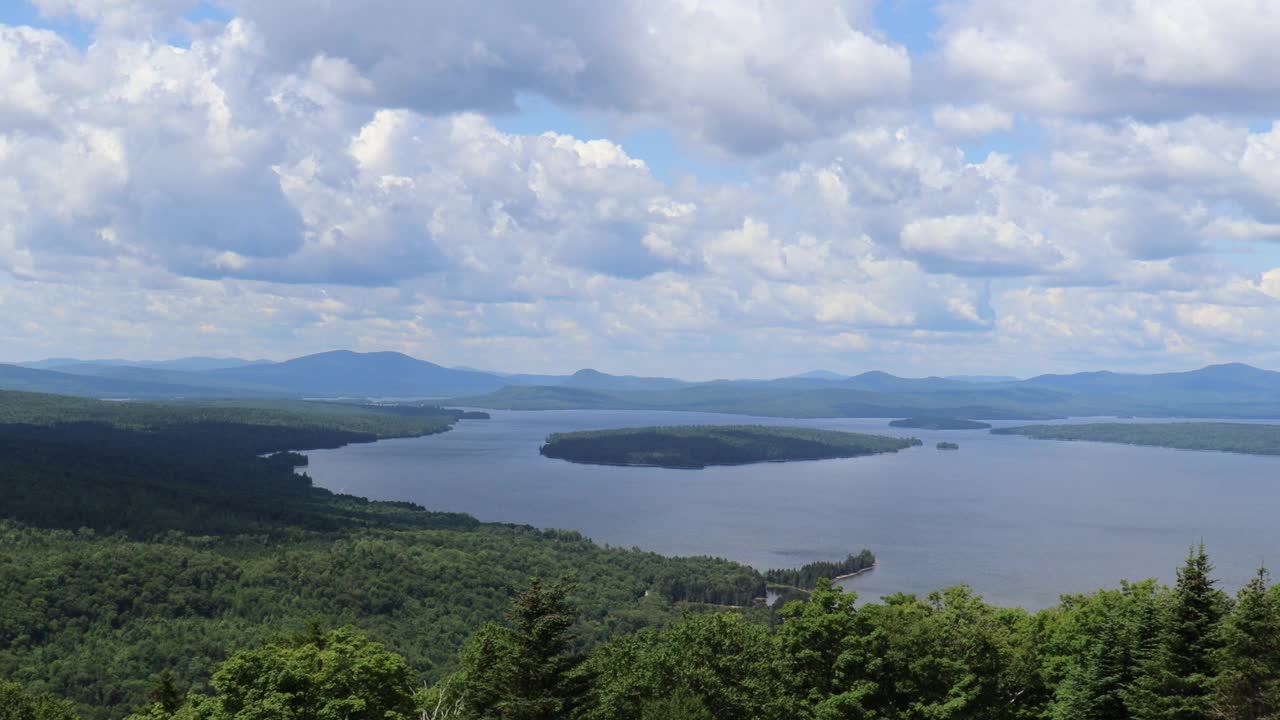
[[541, 453, 895, 470]]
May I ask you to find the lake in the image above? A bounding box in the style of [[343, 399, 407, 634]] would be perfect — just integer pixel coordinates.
[[302, 409, 1280, 609]]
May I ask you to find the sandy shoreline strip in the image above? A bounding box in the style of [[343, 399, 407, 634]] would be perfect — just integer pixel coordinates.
[[832, 562, 878, 582]]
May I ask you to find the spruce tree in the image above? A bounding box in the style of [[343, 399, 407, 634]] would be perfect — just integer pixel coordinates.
[[451, 578, 584, 720], [1055, 610, 1132, 720], [1212, 567, 1280, 719], [145, 671, 184, 715], [505, 578, 583, 719], [1130, 544, 1229, 720]]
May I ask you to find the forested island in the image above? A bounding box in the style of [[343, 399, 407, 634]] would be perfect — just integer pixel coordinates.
[[889, 416, 991, 430], [539, 425, 922, 469], [937, 441, 960, 450], [993, 421, 1280, 456]]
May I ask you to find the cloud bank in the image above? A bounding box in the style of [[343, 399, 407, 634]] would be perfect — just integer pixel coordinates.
[[2, 0, 1279, 377]]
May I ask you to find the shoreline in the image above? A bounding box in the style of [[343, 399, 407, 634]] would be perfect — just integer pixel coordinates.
[[832, 562, 878, 582], [540, 448, 915, 471], [539, 454, 887, 470]]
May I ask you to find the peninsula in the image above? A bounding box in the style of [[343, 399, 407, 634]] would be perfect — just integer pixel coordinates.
[[539, 425, 922, 469], [992, 422, 1280, 456]]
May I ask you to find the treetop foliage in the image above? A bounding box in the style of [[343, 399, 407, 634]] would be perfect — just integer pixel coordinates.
[[103, 547, 1280, 720]]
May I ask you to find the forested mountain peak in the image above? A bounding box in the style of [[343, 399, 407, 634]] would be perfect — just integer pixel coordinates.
[[561, 368, 689, 391], [208, 350, 507, 396]]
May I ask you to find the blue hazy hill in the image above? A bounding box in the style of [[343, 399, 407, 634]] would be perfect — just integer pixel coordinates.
[[207, 350, 508, 397]]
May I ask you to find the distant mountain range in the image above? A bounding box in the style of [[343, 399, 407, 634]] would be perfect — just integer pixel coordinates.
[[449, 362, 1280, 419], [944, 375, 1022, 384], [1, 351, 507, 399], [2, 352, 1278, 419], [788, 370, 848, 381], [789, 370, 1022, 384], [207, 351, 508, 397]]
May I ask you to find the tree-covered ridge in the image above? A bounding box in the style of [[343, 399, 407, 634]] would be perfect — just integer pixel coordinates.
[[0, 392, 776, 718], [455, 383, 1060, 419], [539, 425, 921, 469], [0, 519, 772, 719], [70, 546, 1280, 720], [0, 391, 461, 439], [889, 416, 992, 429], [0, 392, 471, 537], [993, 422, 1280, 456]]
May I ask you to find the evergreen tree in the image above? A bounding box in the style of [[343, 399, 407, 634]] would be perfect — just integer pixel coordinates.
[[451, 578, 584, 720], [1130, 544, 1229, 720], [1211, 567, 1280, 720], [1054, 610, 1132, 720], [144, 671, 183, 715], [505, 578, 583, 719]]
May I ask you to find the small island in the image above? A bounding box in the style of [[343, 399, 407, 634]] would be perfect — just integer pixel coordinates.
[[540, 425, 922, 469], [889, 416, 992, 430], [992, 422, 1280, 456], [936, 441, 960, 450]]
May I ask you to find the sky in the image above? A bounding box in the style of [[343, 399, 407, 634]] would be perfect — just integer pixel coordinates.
[[3, 0, 1280, 379]]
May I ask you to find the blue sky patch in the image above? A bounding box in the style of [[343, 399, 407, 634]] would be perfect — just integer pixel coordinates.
[[494, 93, 744, 183]]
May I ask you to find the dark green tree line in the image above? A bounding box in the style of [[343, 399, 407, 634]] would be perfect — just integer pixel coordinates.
[[15, 549, 1280, 720]]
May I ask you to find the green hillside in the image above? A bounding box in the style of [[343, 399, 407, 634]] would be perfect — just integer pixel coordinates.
[[994, 422, 1280, 456], [0, 392, 768, 718], [4, 392, 1280, 720]]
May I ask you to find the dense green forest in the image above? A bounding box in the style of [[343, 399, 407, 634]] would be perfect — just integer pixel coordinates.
[[0, 392, 771, 718], [0, 391, 469, 536], [889, 417, 992, 430], [0, 392, 462, 438], [19, 546, 1277, 720], [8, 391, 1280, 719], [994, 422, 1280, 456], [539, 425, 922, 469]]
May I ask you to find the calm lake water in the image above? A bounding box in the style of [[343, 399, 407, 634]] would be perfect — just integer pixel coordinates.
[[303, 410, 1280, 609]]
